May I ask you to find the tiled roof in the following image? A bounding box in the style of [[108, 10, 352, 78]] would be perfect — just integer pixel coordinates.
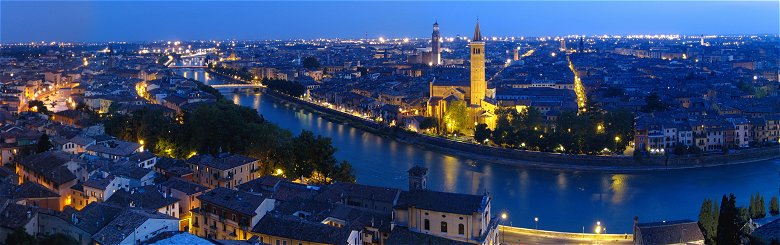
[[385, 226, 471, 245], [83, 176, 115, 190], [636, 220, 704, 245], [112, 164, 154, 180], [272, 181, 317, 202], [316, 182, 400, 204], [751, 218, 780, 243], [72, 202, 125, 234], [13, 182, 60, 199], [186, 154, 258, 171], [0, 201, 38, 230], [92, 208, 177, 245], [86, 140, 140, 157], [251, 214, 352, 244], [18, 151, 78, 185], [105, 186, 179, 211], [395, 190, 486, 215], [160, 178, 207, 195], [237, 175, 285, 193], [198, 187, 267, 216]]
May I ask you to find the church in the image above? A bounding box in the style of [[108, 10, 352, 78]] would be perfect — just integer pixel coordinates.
[[426, 20, 497, 134]]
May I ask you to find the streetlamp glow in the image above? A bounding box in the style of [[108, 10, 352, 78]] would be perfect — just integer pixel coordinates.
[[501, 213, 507, 220], [534, 217, 539, 229]]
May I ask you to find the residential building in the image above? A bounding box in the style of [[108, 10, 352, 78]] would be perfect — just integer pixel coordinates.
[[191, 187, 275, 240], [186, 153, 261, 189]]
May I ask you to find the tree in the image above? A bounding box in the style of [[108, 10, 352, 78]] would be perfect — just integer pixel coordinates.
[[419, 117, 438, 132], [4, 228, 35, 245], [751, 192, 767, 219], [698, 198, 718, 245], [717, 194, 740, 245], [27, 100, 50, 115], [38, 233, 79, 245], [642, 92, 667, 112], [442, 100, 468, 134], [302, 56, 320, 69], [333, 161, 356, 183], [750, 193, 757, 218], [770, 196, 779, 216], [36, 133, 52, 153], [759, 194, 766, 218], [474, 124, 491, 144]]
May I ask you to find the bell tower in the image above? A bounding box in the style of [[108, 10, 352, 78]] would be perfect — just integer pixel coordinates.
[[432, 21, 441, 66], [469, 19, 486, 106]]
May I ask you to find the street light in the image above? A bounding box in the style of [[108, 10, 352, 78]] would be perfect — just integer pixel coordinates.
[[534, 217, 539, 229], [595, 221, 604, 234], [500, 213, 508, 245]]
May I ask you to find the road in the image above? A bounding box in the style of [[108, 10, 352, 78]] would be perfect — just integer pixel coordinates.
[[500, 226, 634, 245]]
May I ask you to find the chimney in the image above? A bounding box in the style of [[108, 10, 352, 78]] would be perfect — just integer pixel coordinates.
[[407, 166, 428, 191]]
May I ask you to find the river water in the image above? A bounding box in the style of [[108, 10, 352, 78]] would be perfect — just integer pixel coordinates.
[[179, 69, 780, 233]]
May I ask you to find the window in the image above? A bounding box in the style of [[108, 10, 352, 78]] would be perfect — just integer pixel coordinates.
[[424, 219, 430, 230], [459, 224, 465, 235], [441, 222, 448, 233]]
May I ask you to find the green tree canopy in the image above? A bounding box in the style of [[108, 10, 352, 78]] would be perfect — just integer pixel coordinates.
[[443, 100, 468, 134], [474, 123, 491, 144], [36, 133, 52, 153], [27, 100, 50, 115], [303, 56, 321, 69]]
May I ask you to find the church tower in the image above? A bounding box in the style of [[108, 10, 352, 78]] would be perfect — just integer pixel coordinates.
[[431, 21, 441, 66], [469, 19, 486, 106]]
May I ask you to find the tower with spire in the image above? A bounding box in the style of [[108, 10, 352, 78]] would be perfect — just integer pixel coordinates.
[[469, 19, 486, 106], [431, 21, 441, 66]]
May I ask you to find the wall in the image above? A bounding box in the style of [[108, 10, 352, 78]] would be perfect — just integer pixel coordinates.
[[262, 87, 780, 170], [118, 218, 178, 244]]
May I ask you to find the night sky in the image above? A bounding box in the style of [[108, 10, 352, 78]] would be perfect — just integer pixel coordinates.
[[2, 1, 778, 43]]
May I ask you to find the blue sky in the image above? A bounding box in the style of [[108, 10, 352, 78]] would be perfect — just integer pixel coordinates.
[[1, 1, 778, 42]]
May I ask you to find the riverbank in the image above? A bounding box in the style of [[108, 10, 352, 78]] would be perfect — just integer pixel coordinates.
[[257, 89, 779, 172]]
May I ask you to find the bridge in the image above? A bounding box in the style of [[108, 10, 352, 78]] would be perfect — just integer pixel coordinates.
[[210, 83, 266, 89], [168, 51, 211, 68]]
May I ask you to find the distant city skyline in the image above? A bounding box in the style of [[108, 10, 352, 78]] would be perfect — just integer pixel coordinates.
[[2, 1, 778, 43]]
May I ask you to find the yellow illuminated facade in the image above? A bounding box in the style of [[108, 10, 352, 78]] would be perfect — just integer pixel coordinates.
[[426, 19, 497, 132]]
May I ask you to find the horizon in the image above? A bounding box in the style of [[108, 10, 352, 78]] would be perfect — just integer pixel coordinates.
[[2, 1, 778, 43]]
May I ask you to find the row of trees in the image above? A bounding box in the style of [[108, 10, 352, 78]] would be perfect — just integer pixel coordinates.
[[472, 106, 634, 154], [263, 78, 307, 97], [208, 64, 254, 81], [698, 194, 780, 245], [748, 192, 771, 219], [208, 65, 308, 98], [103, 97, 355, 183]]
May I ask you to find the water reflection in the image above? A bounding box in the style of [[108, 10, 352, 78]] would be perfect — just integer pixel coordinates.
[[177, 69, 780, 233], [610, 174, 628, 205]]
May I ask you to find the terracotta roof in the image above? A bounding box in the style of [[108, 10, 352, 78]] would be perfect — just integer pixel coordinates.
[[198, 187, 267, 216], [395, 190, 487, 215], [251, 214, 352, 244], [636, 220, 704, 245]]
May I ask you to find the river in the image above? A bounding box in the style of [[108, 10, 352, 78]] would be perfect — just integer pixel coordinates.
[[178, 69, 780, 233]]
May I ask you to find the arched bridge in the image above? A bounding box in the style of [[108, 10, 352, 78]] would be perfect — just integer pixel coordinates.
[[210, 84, 266, 89]]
